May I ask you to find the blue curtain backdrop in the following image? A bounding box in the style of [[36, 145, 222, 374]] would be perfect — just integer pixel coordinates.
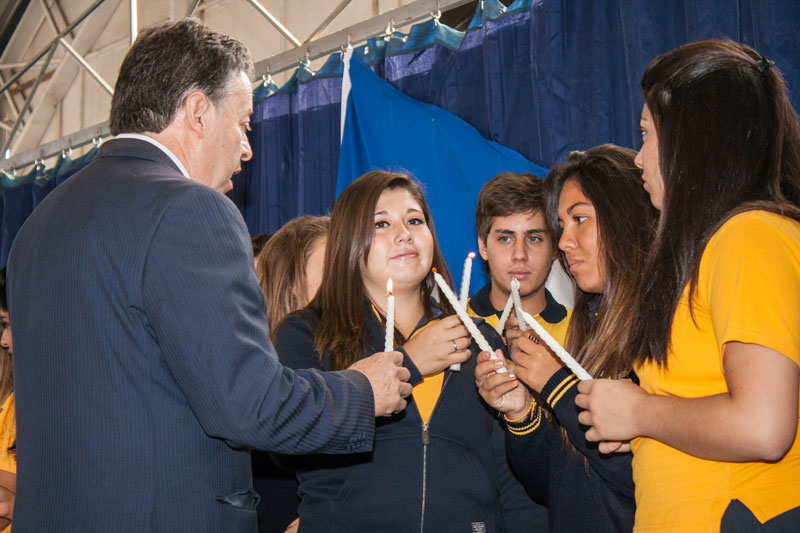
[[230, 0, 800, 289], [1, 145, 98, 266], [1, 0, 799, 266]]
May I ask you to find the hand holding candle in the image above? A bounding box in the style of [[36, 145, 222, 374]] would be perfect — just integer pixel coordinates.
[[521, 311, 592, 380], [384, 278, 394, 353], [432, 269, 507, 373]]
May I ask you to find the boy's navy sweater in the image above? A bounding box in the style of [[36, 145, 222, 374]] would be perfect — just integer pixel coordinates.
[[505, 366, 635, 532], [275, 301, 547, 532]]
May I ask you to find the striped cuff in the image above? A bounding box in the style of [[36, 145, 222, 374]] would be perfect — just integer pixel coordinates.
[[542, 367, 579, 408], [504, 397, 543, 436]]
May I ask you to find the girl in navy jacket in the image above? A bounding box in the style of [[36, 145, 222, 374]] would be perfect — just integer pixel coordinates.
[[275, 170, 546, 532]]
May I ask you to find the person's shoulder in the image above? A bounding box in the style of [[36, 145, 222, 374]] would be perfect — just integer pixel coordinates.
[[711, 209, 800, 253], [282, 308, 321, 331], [474, 316, 504, 349], [155, 180, 242, 225], [467, 282, 496, 318]]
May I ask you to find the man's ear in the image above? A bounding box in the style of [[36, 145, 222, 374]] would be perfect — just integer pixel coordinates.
[[183, 90, 211, 136], [478, 237, 489, 261]]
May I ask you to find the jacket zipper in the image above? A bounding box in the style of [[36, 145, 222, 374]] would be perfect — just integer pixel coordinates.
[[420, 423, 429, 532], [418, 371, 452, 532]]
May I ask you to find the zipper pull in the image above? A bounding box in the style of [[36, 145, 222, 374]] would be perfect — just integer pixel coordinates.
[[422, 423, 430, 445]]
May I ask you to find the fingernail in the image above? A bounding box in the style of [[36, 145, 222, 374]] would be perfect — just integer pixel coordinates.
[[509, 373, 516, 379]]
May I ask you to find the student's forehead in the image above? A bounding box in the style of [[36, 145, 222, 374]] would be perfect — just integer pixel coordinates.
[[489, 210, 546, 230]]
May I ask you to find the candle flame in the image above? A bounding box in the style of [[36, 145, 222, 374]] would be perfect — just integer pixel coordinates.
[[386, 278, 393, 295], [468, 252, 475, 259]]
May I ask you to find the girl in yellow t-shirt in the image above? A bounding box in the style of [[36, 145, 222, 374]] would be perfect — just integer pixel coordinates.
[[575, 40, 800, 531], [0, 268, 15, 533]]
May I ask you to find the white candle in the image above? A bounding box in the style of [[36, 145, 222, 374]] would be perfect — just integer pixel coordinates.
[[521, 311, 592, 380], [459, 252, 475, 308], [433, 269, 507, 373], [384, 278, 394, 352], [495, 293, 514, 334], [452, 252, 476, 372], [510, 278, 527, 331]]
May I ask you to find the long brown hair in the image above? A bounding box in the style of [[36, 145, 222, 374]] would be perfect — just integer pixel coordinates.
[[629, 39, 800, 367], [310, 171, 455, 370], [255, 216, 330, 341], [545, 145, 658, 379]]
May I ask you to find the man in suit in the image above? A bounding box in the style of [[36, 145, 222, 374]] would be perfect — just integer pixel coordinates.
[[7, 19, 412, 532]]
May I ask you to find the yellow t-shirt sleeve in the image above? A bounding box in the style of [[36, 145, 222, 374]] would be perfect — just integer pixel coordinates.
[[0, 393, 15, 475], [703, 212, 800, 366]]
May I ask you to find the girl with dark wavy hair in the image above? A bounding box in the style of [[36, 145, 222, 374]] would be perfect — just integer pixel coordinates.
[[577, 40, 800, 531], [477, 145, 657, 531]]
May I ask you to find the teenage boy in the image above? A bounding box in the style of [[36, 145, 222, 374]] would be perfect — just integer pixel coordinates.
[[468, 172, 571, 343]]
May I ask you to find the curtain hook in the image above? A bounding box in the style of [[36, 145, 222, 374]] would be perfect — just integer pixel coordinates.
[[384, 18, 395, 41], [340, 33, 352, 56], [262, 70, 272, 87], [302, 50, 311, 67], [431, 0, 441, 21]]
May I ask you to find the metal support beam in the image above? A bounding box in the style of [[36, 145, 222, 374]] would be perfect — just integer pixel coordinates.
[[0, 0, 107, 97], [39, 0, 61, 35], [254, 0, 472, 77], [58, 38, 114, 96], [2, 43, 57, 156], [0, 120, 109, 172], [244, 0, 302, 47], [186, 0, 202, 17], [304, 0, 354, 44], [2, 0, 474, 170], [10, 0, 122, 154], [130, 0, 137, 46], [0, 73, 20, 119]]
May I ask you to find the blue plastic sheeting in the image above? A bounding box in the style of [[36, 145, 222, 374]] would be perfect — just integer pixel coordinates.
[[338, 53, 547, 289]]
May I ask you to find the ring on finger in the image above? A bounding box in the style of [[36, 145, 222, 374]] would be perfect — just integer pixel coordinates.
[[452, 340, 458, 352]]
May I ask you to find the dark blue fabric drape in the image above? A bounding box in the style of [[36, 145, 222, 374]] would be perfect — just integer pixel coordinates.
[[0, 145, 98, 266], [1, 165, 37, 266], [233, 0, 800, 237]]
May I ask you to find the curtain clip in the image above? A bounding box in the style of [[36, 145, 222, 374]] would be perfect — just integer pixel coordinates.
[[431, 0, 441, 21], [340, 33, 353, 56], [384, 18, 395, 41]]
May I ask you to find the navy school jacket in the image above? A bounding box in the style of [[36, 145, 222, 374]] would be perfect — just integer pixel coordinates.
[[275, 301, 548, 532]]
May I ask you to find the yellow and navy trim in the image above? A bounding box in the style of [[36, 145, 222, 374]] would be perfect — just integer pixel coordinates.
[[541, 367, 579, 409], [504, 396, 543, 436], [467, 282, 568, 328], [545, 373, 579, 408]]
